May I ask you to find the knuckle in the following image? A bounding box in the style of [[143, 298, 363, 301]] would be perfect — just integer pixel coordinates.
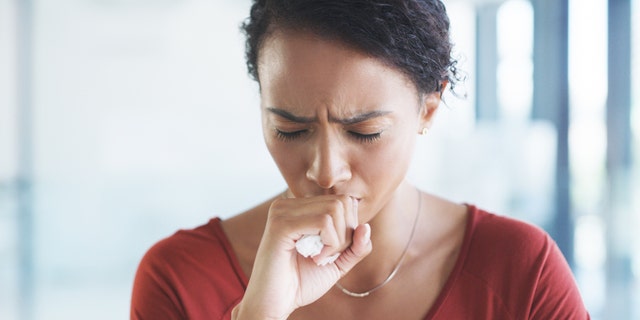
[[267, 203, 291, 226], [328, 199, 345, 216], [320, 213, 334, 229], [328, 198, 343, 209], [269, 198, 287, 211]]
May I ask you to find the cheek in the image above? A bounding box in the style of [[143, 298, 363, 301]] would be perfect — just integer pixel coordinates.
[[266, 141, 306, 183], [356, 132, 416, 189]]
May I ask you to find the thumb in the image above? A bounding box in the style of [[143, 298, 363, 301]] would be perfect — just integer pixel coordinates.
[[333, 223, 372, 276]]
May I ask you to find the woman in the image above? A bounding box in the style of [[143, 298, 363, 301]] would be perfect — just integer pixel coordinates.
[[131, 1, 589, 319]]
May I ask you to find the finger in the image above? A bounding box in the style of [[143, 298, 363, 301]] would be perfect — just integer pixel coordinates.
[[315, 195, 358, 265], [283, 195, 354, 235], [306, 213, 341, 250], [347, 197, 358, 229], [343, 197, 357, 245], [268, 196, 352, 258], [313, 196, 356, 261], [312, 243, 340, 266], [333, 223, 372, 276], [270, 198, 340, 237], [328, 196, 348, 247]]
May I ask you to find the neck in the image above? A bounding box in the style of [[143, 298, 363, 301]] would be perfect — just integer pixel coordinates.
[[340, 181, 421, 290]]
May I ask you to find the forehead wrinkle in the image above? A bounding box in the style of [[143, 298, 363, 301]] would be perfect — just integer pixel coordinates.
[[266, 107, 317, 123], [267, 106, 393, 126], [328, 110, 393, 125]]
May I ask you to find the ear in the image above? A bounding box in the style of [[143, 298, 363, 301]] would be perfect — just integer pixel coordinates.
[[418, 80, 447, 132]]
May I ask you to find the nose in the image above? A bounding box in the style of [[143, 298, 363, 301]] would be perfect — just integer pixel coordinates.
[[306, 134, 352, 189]]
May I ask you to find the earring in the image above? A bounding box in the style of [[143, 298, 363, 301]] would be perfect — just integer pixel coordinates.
[[420, 128, 428, 135]]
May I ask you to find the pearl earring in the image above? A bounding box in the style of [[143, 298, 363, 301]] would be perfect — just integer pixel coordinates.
[[420, 128, 428, 135]]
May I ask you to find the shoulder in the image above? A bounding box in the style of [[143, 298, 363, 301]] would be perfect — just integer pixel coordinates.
[[462, 207, 560, 285], [144, 219, 235, 263], [448, 206, 589, 319], [131, 218, 246, 319], [140, 218, 247, 290], [467, 207, 551, 261]]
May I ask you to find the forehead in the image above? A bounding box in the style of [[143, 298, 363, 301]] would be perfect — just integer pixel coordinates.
[[257, 30, 419, 113]]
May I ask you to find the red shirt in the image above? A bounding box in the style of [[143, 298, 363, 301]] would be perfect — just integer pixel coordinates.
[[131, 206, 590, 319]]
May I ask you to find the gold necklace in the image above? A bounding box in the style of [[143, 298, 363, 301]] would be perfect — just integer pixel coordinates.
[[335, 190, 422, 298]]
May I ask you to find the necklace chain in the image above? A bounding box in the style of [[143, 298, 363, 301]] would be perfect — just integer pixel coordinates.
[[335, 189, 422, 298]]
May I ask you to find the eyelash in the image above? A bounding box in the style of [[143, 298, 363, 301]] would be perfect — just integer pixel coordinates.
[[349, 132, 382, 143], [275, 129, 306, 142], [275, 129, 382, 144]]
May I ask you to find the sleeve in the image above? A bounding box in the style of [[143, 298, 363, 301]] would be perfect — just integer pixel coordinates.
[[529, 235, 590, 320], [130, 242, 186, 320]]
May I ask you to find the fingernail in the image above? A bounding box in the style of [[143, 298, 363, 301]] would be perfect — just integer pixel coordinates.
[[317, 253, 341, 266]]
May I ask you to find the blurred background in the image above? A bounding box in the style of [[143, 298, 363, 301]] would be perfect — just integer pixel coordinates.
[[0, 0, 638, 319]]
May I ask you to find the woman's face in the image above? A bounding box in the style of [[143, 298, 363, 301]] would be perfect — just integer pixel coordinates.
[[258, 30, 439, 222]]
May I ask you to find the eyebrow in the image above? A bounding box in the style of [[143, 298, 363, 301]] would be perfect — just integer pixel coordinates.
[[266, 107, 392, 125]]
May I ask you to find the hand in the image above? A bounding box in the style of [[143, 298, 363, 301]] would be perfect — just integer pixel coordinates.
[[233, 195, 372, 319]]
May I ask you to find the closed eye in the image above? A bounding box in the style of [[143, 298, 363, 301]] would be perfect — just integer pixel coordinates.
[[349, 131, 382, 143], [275, 129, 307, 141]]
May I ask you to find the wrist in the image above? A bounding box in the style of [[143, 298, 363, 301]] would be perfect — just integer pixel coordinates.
[[231, 301, 290, 320]]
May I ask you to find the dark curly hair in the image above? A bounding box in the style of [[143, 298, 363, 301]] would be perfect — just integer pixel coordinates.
[[241, 0, 460, 96]]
